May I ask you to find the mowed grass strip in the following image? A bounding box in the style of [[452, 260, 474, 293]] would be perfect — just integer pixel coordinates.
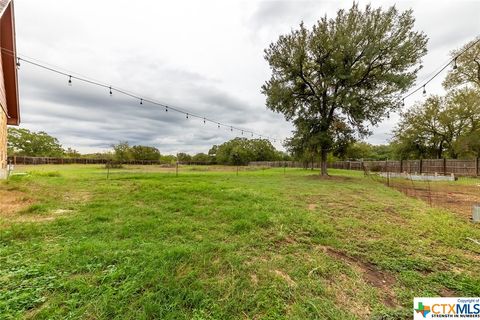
[[0, 165, 479, 319]]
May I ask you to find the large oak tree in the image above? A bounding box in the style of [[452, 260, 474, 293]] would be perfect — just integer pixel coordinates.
[[262, 3, 427, 175]]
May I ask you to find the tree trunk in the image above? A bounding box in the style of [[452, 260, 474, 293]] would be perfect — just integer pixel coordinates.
[[320, 148, 328, 176]]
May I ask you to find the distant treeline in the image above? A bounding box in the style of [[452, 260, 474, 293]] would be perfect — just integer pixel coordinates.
[[7, 128, 290, 166], [8, 126, 479, 167]]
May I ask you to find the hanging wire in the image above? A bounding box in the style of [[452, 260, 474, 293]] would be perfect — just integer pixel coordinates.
[[9, 52, 281, 142], [4, 38, 479, 134], [401, 37, 480, 105]]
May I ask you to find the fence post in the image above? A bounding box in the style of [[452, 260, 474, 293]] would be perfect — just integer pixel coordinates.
[[443, 158, 447, 176], [400, 159, 403, 173], [476, 157, 479, 176], [419, 159, 423, 174]]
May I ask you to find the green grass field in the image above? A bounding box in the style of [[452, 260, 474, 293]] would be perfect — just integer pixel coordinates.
[[1, 165, 479, 319]]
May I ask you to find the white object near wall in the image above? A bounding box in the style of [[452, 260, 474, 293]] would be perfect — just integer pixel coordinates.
[[473, 204, 480, 223]]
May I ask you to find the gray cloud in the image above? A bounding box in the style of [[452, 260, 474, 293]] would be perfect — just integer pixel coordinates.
[[12, 0, 480, 154]]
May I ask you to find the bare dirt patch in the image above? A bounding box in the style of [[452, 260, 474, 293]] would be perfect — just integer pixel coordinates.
[[319, 245, 398, 308], [389, 179, 480, 219], [0, 189, 33, 216], [307, 203, 317, 211]]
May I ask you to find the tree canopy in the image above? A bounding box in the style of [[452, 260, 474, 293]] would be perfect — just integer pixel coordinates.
[[212, 138, 280, 165], [7, 128, 65, 157], [340, 142, 393, 161], [392, 88, 480, 159], [191, 153, 213, 163], [130, 145, 161, 161], [262, 3, 427, 175], [111, 142, 162, 162]]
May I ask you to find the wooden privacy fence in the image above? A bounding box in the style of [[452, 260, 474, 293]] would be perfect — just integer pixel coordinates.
[[7, 156, 163, 165], [249, 158, 480, 177]]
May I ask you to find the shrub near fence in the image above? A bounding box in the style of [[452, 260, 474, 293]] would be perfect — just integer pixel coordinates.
[[250, 158, 480, 177]]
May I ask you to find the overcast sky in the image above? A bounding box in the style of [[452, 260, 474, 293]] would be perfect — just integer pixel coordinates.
[[14, 0, 480, 154]]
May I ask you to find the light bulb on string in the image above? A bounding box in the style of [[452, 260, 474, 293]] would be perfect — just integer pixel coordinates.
[[15, 54, 291, 144], [422, 85, 426, 96], [453, 57, 458, 70], [402, 99, 405, 107]]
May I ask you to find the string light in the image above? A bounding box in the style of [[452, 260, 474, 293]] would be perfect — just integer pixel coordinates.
[[7, 51, 282, 142], [400, 37, 480, 105], [4, 39, 480, 142]]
